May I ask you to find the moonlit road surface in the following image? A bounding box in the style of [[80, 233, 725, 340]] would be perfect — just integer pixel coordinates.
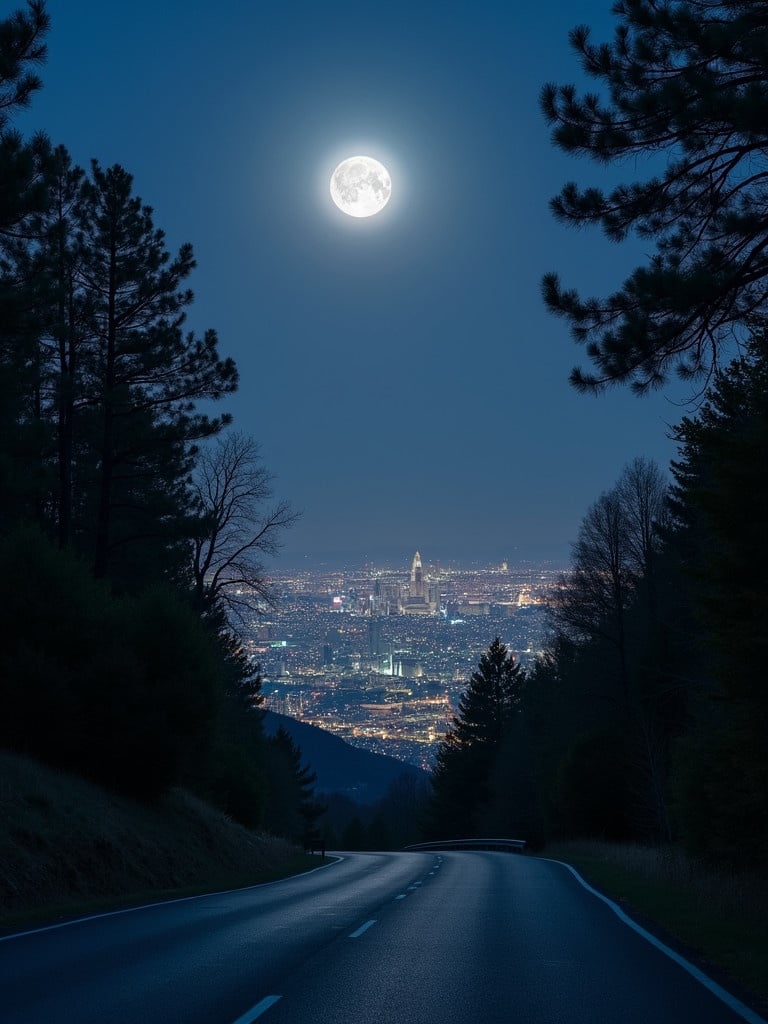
[[1, 851, 763, 1024]]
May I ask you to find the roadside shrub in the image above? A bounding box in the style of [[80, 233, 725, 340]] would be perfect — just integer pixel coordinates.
[[0, 528, 219, 798]]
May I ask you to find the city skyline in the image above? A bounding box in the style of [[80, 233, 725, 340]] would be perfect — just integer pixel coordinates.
[[252, 550, 556, 767], [271, 543, 572, 572]]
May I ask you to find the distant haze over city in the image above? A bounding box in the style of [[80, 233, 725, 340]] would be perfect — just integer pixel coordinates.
[[274, 543, 572, 572]]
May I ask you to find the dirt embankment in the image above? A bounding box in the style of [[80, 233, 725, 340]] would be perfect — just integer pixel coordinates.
[[0, 751, 305, 926]]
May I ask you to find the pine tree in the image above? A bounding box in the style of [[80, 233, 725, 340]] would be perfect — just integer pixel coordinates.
[[0, 1, 50, 237], [34, 145, 87, 547], [668, 330, 768, 867], [541, 2, 768, 392], [71, 160, 238, 586], [0, 526, 221, 798], [0, 1, 51, 532], [263, 726, 324, 842], [670, 330, 768, 706], [426, 638, 523, 838]]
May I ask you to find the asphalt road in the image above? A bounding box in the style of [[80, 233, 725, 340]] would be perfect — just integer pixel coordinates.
[[0, 850, 763, 1024]]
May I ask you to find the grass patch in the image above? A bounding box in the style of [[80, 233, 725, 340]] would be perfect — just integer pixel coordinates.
[[0, 751, 325, 931], [542, 840, 768, 1014]]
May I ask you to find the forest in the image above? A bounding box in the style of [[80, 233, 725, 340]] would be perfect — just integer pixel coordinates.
[[427, 0, 768, 873], [0, 1, 326, 847], [1, 1, 767, 876]]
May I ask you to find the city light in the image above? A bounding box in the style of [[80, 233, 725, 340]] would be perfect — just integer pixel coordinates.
[[250, 552, 558, 767]]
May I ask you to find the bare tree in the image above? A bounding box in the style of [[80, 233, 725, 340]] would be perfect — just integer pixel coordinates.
[[617, 457, 669, 581], [551, 457, 673, 839], [553, 487, 633, 694], [191, 432, 297, 624], [551, 457, 669, 699]]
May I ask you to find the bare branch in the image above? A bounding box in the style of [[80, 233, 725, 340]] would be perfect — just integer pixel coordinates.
[[190, 431, 299, 628]]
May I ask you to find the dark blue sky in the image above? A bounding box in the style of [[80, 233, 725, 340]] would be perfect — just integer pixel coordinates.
[[24, 1, 690, 567]]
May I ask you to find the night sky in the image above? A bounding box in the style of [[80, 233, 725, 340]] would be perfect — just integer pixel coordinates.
[[23, 1, 691, 567]]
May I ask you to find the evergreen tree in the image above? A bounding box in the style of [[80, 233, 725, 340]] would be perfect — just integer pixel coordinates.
[[668, 330, 768, 867], [0, 527, 220, 797], [549, 459, 681, 841], [71, 160, 238, 586], [32, 145, 87, 547], [522, 634, 636, 843], [0, 1, 51, 533], [0, 1, 49, 237], [263, 726, 324, 842], [426, 638, 523, 838], [0, 5, 295, 824], [670, 330, 768, 700], [375, 772, 428, 849], [541, 2, 768, 392], [186, 626, 269, 829]]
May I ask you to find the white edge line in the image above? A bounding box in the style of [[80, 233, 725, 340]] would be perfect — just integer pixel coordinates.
[[540, 857, 767, 1024], [0, 857, 345, 945], [349, 918, 377, 938], [229, 994, 282, 1024]]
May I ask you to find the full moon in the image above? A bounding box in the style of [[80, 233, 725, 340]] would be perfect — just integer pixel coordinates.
[[330, 155, 391, 218]]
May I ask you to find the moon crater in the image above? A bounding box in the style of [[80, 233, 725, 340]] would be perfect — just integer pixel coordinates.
[[330, 156, 391, 218]]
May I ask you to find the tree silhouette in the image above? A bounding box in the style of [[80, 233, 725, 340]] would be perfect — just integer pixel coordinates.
[[552, 458, 668, 700], [542, 2, 768, 392], [669, 331, 768, 866], [0, 1, 50, 238], [72, 160, 238, 584], [263, 726, 325, 842], [191, 431, 297, 624], [426, 638, 523, 838], [0, 1, 51, 531], [0, 5, 321, 831], [34, 146, 87, 548]]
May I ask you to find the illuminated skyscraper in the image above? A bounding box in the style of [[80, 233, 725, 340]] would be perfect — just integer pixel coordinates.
[[410, 550, 425, 602], [403, 550, 438, 615]]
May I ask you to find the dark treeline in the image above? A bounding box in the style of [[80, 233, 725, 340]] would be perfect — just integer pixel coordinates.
[[4, 1, 767, 871], [426, 0, 768, 873], [537, 358, 768, 872], [0, 2, 319, 845], [426, 342, 768, 871], [319, 772, 429, 852]]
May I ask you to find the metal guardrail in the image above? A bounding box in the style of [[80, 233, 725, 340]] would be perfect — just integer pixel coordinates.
[[404, 838, 526, 853]]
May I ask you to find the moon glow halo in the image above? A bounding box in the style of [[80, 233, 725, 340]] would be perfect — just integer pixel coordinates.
[[330, 156, 391, 218]]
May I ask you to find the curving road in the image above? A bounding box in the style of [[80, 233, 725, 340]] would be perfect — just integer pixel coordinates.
[[0, 850, 763, 1024]]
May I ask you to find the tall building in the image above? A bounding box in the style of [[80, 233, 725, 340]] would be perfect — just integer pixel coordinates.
[[410, 551, 425, 601], [372, 577, 402, 616], [367, 617, 393, 674], [403, 550, 439, 615], [368, 618, 384, 657]]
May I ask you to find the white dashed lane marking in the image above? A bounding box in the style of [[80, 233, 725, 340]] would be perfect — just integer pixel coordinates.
[[229, 994, 282, 1023], [349, 919, 377, 939]]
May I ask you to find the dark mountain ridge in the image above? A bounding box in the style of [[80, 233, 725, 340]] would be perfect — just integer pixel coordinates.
[[262, 712, 426, 803]]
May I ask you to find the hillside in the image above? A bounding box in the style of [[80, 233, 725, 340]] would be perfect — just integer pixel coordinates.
[[263, 712, 426, 802], [0, 751, 310, 927]]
